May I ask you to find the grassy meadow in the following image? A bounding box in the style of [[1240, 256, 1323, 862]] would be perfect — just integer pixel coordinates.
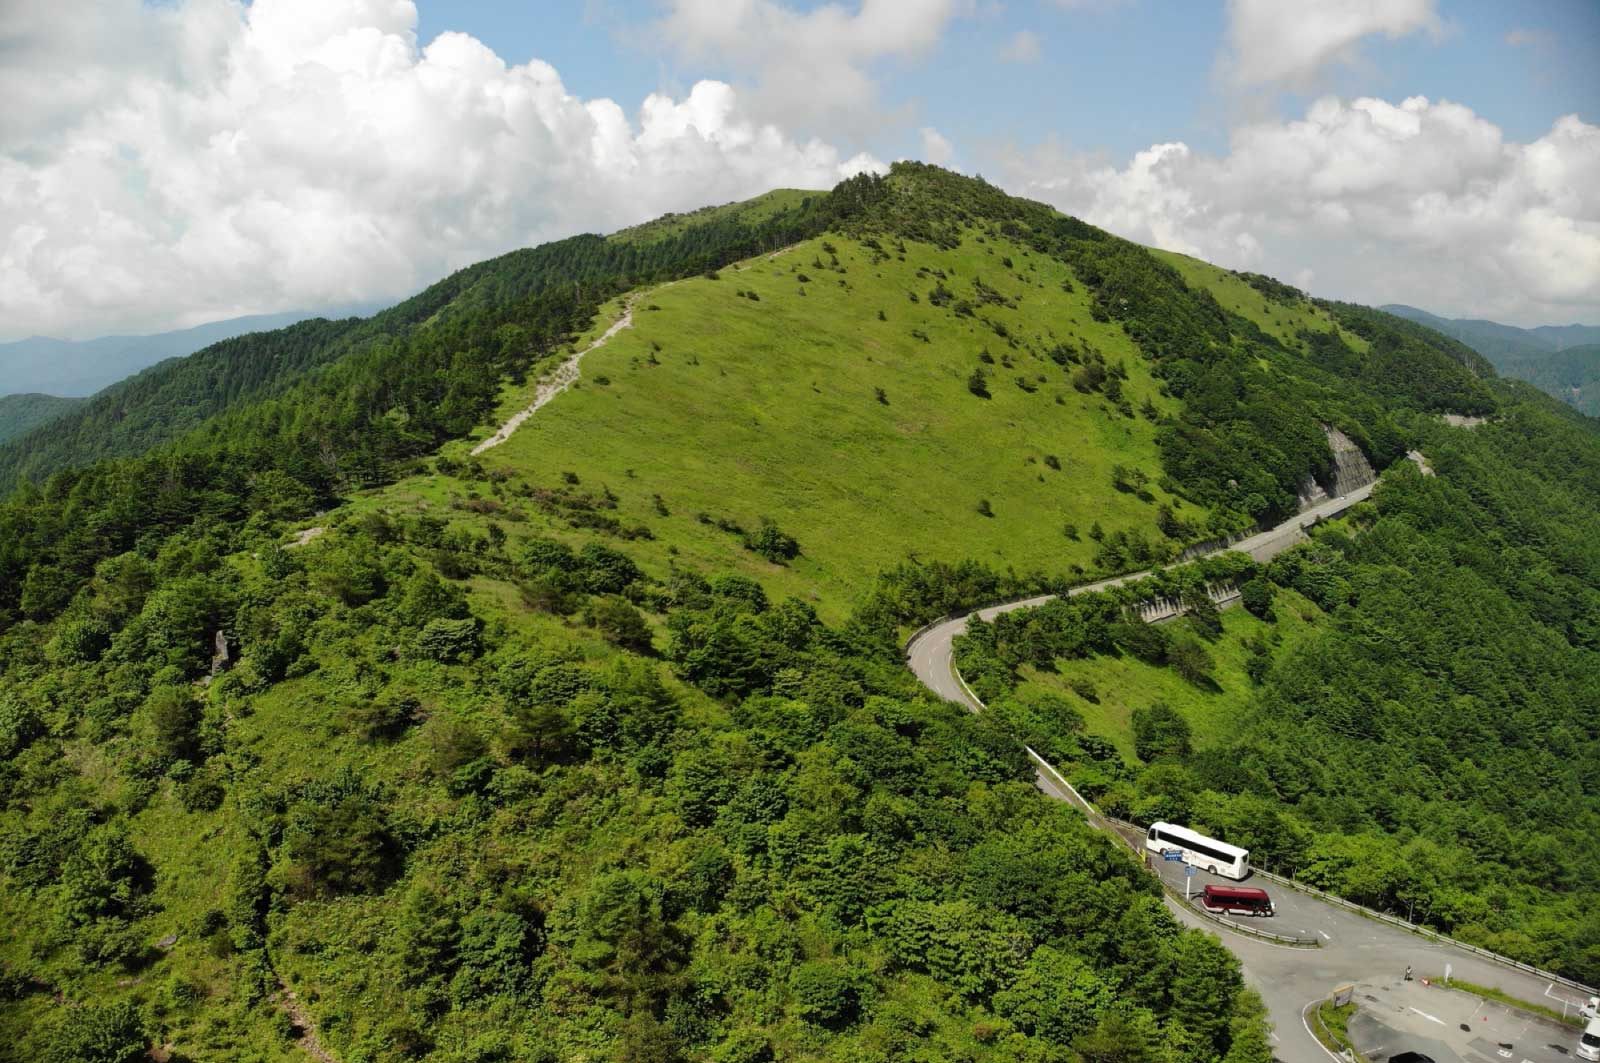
[[1012, 588, 1326, 760], [441, 229, 1195, 619]]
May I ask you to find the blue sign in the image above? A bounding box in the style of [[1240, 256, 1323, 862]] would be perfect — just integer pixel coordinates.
[[1185, 865, 1196, 877], [1162, 849, 1184, 862]]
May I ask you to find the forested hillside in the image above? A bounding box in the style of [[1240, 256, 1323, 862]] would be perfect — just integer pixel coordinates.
[[1383, 304, 1600, 417], [1, 471, 1273, 1061], [0, 163, 1591, 1058], [0, 394, 84, 445], [955, 393, 1600, 980], [0, 308, 374, 401]]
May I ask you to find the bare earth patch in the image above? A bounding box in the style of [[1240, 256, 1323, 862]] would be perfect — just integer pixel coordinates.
[[285, 526, 325, 549], [279, 983, 337, 1063], [471, 296, 641, 456]]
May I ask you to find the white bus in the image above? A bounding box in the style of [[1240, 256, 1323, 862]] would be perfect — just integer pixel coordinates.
[[1145, 822, 1250, 880]]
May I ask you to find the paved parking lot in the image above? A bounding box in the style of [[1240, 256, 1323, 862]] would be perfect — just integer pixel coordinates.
[[1346, 979, 1582, 1063], [1125, 847, 1593, 1063]]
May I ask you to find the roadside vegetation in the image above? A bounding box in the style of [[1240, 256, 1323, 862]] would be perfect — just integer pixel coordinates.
[[1421, 976, 1586, 1029], [0, 162, 1593, 1057], [955, 401, 1600, 981], [1308, 1000, 1367, 1063]]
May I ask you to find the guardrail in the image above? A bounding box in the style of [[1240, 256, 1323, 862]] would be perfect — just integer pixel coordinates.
[[1098, 816, 1599, 995], [1246, 866, 1598, 996], [1024, 750, 1319, 948], [901, 560, 1266, 661], [904, 582, 1223, 661], [1305, 997, 1365, 1063], [901, 613, 956, 656], [900, 588, 1062, 658], [911, 553, 1600, 991]]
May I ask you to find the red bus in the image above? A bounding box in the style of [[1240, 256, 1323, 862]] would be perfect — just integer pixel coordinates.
[[1202, 884, 1274, 916]]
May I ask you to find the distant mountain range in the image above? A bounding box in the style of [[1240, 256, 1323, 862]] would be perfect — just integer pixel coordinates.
[[0, 305, 381, 399], [1382, 304, 1600, 416]]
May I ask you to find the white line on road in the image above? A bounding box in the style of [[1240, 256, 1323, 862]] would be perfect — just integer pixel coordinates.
[[1409, 1007, 1446, 1026], [1319, 930, 1331, 941], [1301, 999, 1346, 1063]]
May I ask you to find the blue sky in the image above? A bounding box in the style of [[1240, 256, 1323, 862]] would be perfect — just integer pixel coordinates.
[[2, 0, 1596, 340], [415, 0, 1597, 161]]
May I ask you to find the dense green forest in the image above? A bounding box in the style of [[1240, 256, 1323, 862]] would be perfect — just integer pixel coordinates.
[[1383, 304, 1600, 417], [0, 394, 85, 445], [955, 393, 1600, 980], [1, 162, 1594, 1058], [0, 483, 1269, 1061]]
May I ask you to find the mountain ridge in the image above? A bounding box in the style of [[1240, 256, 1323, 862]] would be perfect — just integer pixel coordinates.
[[1382, 303, 1600, 416], [0, 393, 86, 445], [3, 164, 1596, 1060], [0, 304, 384, 399]]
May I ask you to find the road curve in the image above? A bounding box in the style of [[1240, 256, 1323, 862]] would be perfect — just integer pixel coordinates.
[[903, 473, 1594, 1062], [906, 480, 1379, 712]]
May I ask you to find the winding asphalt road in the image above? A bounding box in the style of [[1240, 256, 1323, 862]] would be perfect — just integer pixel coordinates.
[[904, 476, 1595, 1063], [907, 480, 1379, 710]]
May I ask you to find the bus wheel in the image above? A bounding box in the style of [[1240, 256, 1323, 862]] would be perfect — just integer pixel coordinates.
[[1208, 865, 1217, 875]]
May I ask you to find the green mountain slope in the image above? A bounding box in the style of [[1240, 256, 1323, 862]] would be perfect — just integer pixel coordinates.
[[954, 394, 1600, 980], [1382, 304, 1550, 361], [1512, 341, 1600, 414], [608, 187, 816, 244], [0, 189, 865, 490], [0, 317, 367, 482], [455, 226, 1189, 618], [0, 307, 379, 399], [445, 169, 1494, 621], [1, 167, 1284, 1062], [2, 163, 1589, 1057], [0, 394, 84, 444], [1528, 322, 1600, 349], [1383, 303, 1600, 416]]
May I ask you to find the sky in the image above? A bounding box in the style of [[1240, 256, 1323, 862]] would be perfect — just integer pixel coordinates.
[[1, 0, 1596, 342]]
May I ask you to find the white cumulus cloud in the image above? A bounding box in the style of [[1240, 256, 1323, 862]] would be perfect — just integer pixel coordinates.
[[920, 126, 956, 166], [1221, 0, 1441, 90], [655, 0, 972, 133], [993, 96, 1600, 326], [0, 0, 884, 341]]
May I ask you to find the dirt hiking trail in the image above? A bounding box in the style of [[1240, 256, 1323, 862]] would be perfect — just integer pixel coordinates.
[[471, 295, 641, 456]]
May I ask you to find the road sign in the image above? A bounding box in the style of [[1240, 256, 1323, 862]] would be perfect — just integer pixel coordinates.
[[1162, 849, 1183, 862], [1185, 865, 1196, 876]]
